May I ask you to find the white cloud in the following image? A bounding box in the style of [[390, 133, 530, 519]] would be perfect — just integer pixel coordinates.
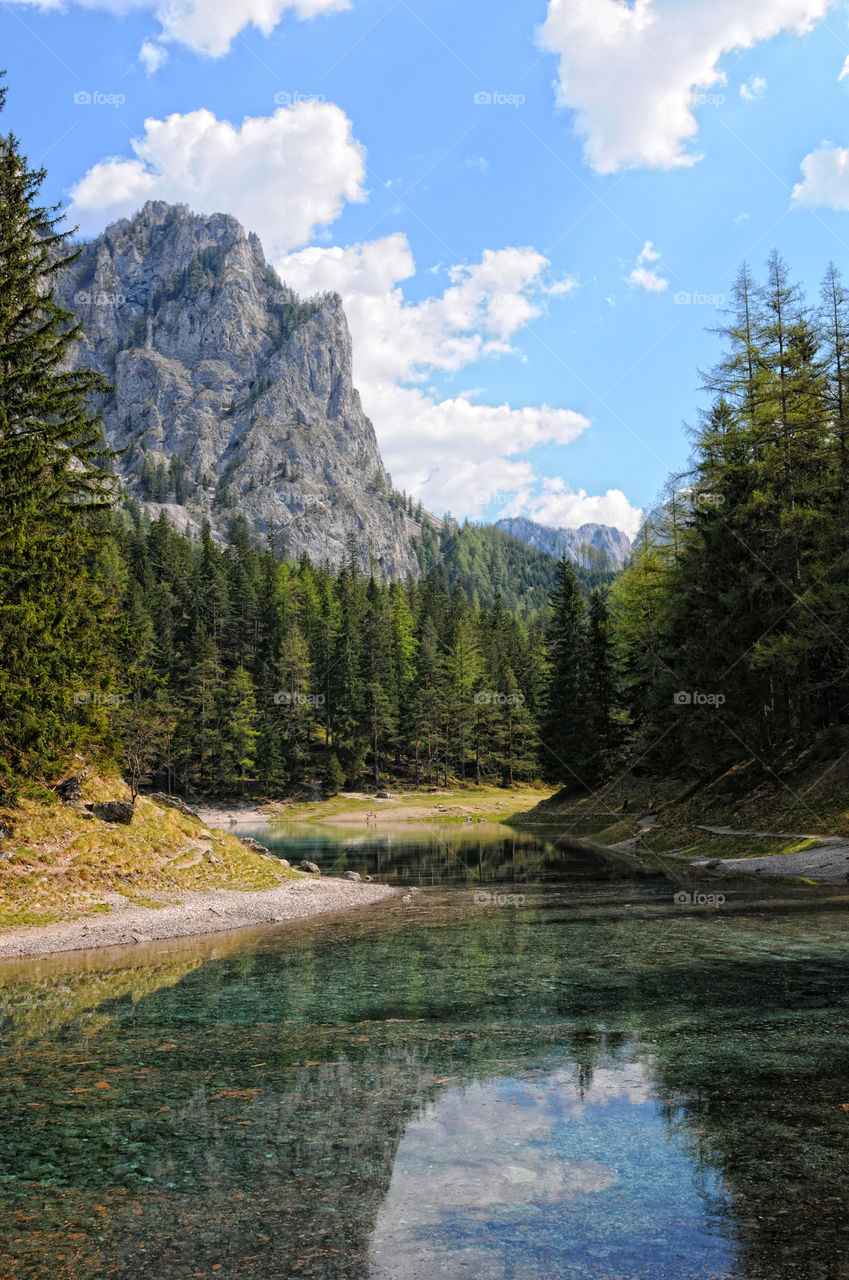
[[636, 240, 660, 264], [69, 103, 366, 256], [626, 241, 669, 292], [7, 0, 349, 58], [839, 54, 849, 81], [792, 145, 849, 209], [279, 235, 639, 532], [511, 478, 644, 538], [139, 39, 168, 73], [740, 75, 767, 99], [539, 0, 833, 172]]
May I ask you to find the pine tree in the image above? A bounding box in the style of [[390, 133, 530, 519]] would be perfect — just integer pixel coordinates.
[[0, 74, 117, 788], [541, 558, 588, 787]]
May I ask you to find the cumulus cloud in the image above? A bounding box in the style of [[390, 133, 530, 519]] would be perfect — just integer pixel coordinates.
[[626, 241, 669, 292], [69, 103, 366, 256], [512, 478, 644, 538], [7, 0, 349, 58], [279, 235, 640, 533], [792, 146, 849, 209], [539, 0, 833, 172], [740, 75, 768, 100]]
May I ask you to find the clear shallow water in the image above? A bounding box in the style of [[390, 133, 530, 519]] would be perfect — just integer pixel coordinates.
[[1, 825, 849, 1279]]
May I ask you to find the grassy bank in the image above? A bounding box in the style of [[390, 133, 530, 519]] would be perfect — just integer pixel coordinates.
[[262, 785, 553, 827], [0, 777, 299, 931]]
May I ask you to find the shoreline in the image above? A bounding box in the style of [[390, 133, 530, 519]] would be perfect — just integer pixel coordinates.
[[0, 878, 400, 961]]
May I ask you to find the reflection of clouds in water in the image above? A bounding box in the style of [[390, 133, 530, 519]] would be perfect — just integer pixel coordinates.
[[369, 1062, 653, 1279]]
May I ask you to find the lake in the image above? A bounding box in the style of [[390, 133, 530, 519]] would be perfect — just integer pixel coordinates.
[[1, 822, 848, 1279]]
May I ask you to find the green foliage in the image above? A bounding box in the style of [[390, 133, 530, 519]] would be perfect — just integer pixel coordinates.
[[415, 518, 617, 614], [614, 253, 849, 774], [0, 75, 117, 790]]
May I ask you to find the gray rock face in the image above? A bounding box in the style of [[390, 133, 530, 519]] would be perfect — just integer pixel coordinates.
[[57, 202, 421, 577], [495, 517, 632, 570]]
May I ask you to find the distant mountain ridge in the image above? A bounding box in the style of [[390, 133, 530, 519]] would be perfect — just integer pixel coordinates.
[[494, 517, 632, 570]]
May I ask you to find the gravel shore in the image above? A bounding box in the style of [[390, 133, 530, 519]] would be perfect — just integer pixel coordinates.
[[689, 840, 849, 883], [0, 878, 400, 960]]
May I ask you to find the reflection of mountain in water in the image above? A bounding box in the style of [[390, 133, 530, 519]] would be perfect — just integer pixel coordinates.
[[2, 878, 849, 1279]]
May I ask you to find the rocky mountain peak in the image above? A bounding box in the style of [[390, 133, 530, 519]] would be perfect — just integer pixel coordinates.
[[58, 202, 422, 576]]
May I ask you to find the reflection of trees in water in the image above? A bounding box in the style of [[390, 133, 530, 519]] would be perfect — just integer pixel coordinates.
[[247, 825, 641, 887], [2, 890, 849, 1279]]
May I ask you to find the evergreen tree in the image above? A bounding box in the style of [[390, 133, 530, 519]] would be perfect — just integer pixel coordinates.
[[541, 558, 588, 787], [0, 74, 117, 789]]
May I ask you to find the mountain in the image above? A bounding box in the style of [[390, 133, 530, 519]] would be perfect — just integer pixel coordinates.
[[416, 520, 620, 613], [494, 517, 632, 570], [56, 201, 421, 577]]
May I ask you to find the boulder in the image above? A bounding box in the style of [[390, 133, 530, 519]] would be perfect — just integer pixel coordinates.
[[239, 836, 270, 854], [340, 870, 361, 882], [149, 793, 202, 820], [90, 801, 135, 825], [56, 772, 87, 804], [300, 860, 321, 875]]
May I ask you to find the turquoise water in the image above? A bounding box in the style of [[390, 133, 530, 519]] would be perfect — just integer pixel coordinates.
[[1, 825, 849, 1279]]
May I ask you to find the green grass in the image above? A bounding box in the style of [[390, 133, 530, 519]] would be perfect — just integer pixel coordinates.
[[0, 779, 301, 931], [266, 786, 551, 827], [643, 830, 822, 862]]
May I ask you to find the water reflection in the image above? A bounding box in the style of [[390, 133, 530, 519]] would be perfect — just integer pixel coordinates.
[[371, 1059, 735, 1280], [0, 834, 848, 1280], [240, 820, 645, 887]]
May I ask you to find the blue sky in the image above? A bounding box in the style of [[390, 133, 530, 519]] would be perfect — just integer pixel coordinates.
[[4, 0, 849, 537]]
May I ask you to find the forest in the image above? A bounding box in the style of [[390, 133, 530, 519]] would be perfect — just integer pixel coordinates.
[[3, 71, 849, 803]]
